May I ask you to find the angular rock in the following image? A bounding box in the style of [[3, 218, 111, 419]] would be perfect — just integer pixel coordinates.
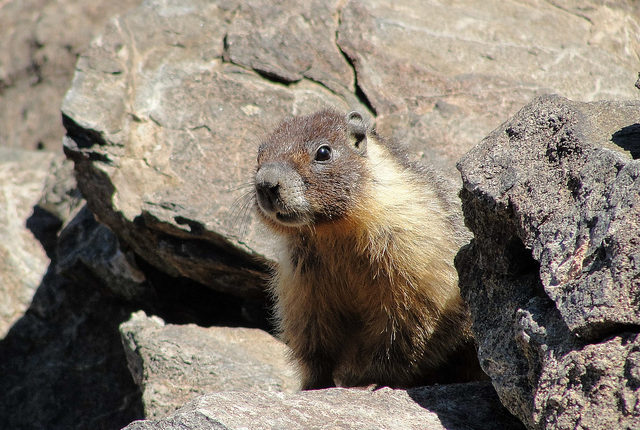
[[460, 95, 640, 338], [56, 205, 151, 302], [34, 157, 154, 302], [0, 150, 145, 429], [536, 333, 640, 430], [124, 381, 525, 430], [126, 414, 229, 430], [0, 0, 141, 150], [224, 0, 355, 97], [456, 94, 640, 429], [36, 157, 85, 229], [120, 311, 297, 419], [0, 175, 270, 428], [0, 147, 57, 337], [55, 205, 272, 328], [24, 157, 86, 263]]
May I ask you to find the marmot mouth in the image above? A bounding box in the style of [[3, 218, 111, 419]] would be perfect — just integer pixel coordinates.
[[274, 211, 308, 226], [255, 198, 310, 227]]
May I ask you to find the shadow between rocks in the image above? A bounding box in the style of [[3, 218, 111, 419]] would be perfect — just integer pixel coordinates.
[[0, 265, 145, 430], [0, 203, 275, 429], [407, 381, 525, 430], [611, 123, 640, 159]]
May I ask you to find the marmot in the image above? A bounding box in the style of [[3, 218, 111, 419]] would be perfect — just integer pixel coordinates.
[[254, 109, 483, 389]]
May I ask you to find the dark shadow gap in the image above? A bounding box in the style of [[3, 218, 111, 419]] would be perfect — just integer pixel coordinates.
[[611, 123, 640, 159]]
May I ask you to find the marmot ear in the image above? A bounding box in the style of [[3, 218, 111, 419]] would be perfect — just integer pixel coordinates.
[[346, 111, 367, 154]]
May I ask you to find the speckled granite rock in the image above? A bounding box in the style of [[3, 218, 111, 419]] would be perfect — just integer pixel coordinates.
[[456, 94, 640, 429]]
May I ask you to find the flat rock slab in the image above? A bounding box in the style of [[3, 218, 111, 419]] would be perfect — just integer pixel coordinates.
[[61, 0, 640, 299], [456, 94, 640, 428], [123, 381, 524, 430], [338, 0, 640, 167], [120, 311, 297, 419]]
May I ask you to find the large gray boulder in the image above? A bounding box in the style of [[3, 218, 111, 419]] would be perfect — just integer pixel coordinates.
[[123, 382, 524, 430], [61, 0, 640, 301], [338, 0, 640, 167], [119, 311, 297, 419], [456, 94, 640, 429]]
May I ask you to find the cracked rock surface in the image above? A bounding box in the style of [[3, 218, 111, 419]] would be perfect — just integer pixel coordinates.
[[62, 0, 640, 300]]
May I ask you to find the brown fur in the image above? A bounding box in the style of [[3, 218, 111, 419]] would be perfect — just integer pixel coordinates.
[[254, 109, 484, 389]]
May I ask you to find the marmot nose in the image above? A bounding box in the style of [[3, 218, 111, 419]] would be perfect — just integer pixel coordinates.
[[255, 163, 286, 212], [256, 180, 279, 212]]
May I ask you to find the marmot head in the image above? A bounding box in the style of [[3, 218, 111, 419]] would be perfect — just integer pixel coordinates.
[[254, 109, 370, 232]]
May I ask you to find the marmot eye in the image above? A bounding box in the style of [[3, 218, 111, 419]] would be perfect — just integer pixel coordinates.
[[314, 145, 332, 162]]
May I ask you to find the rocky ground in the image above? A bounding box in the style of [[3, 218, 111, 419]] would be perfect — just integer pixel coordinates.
[[0, 0, 639, 429]]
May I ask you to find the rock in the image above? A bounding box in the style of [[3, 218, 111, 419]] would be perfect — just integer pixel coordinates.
[[28, 157, 85, 258], [126, 414, 229, 430], [224, 0, 355, 98], [55, 204, 272, 328], [0, 150, 145, 429], [456, 94, 640, 429], [0, 180, 270, 429], [61, 0, 640, 304], [2, 0, 637, 428], [0, 147, 57, 337], [120, 311, 297, 419], [56, 205, 151, 302], [36, 158, 84, 229], [61, 0, 366, 300], [338, 0, 640, 169], [536, 333, 640, 430], [124, 381, 525, 430], [0, 0, 141, 151], [42, 159, 271, 328]]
